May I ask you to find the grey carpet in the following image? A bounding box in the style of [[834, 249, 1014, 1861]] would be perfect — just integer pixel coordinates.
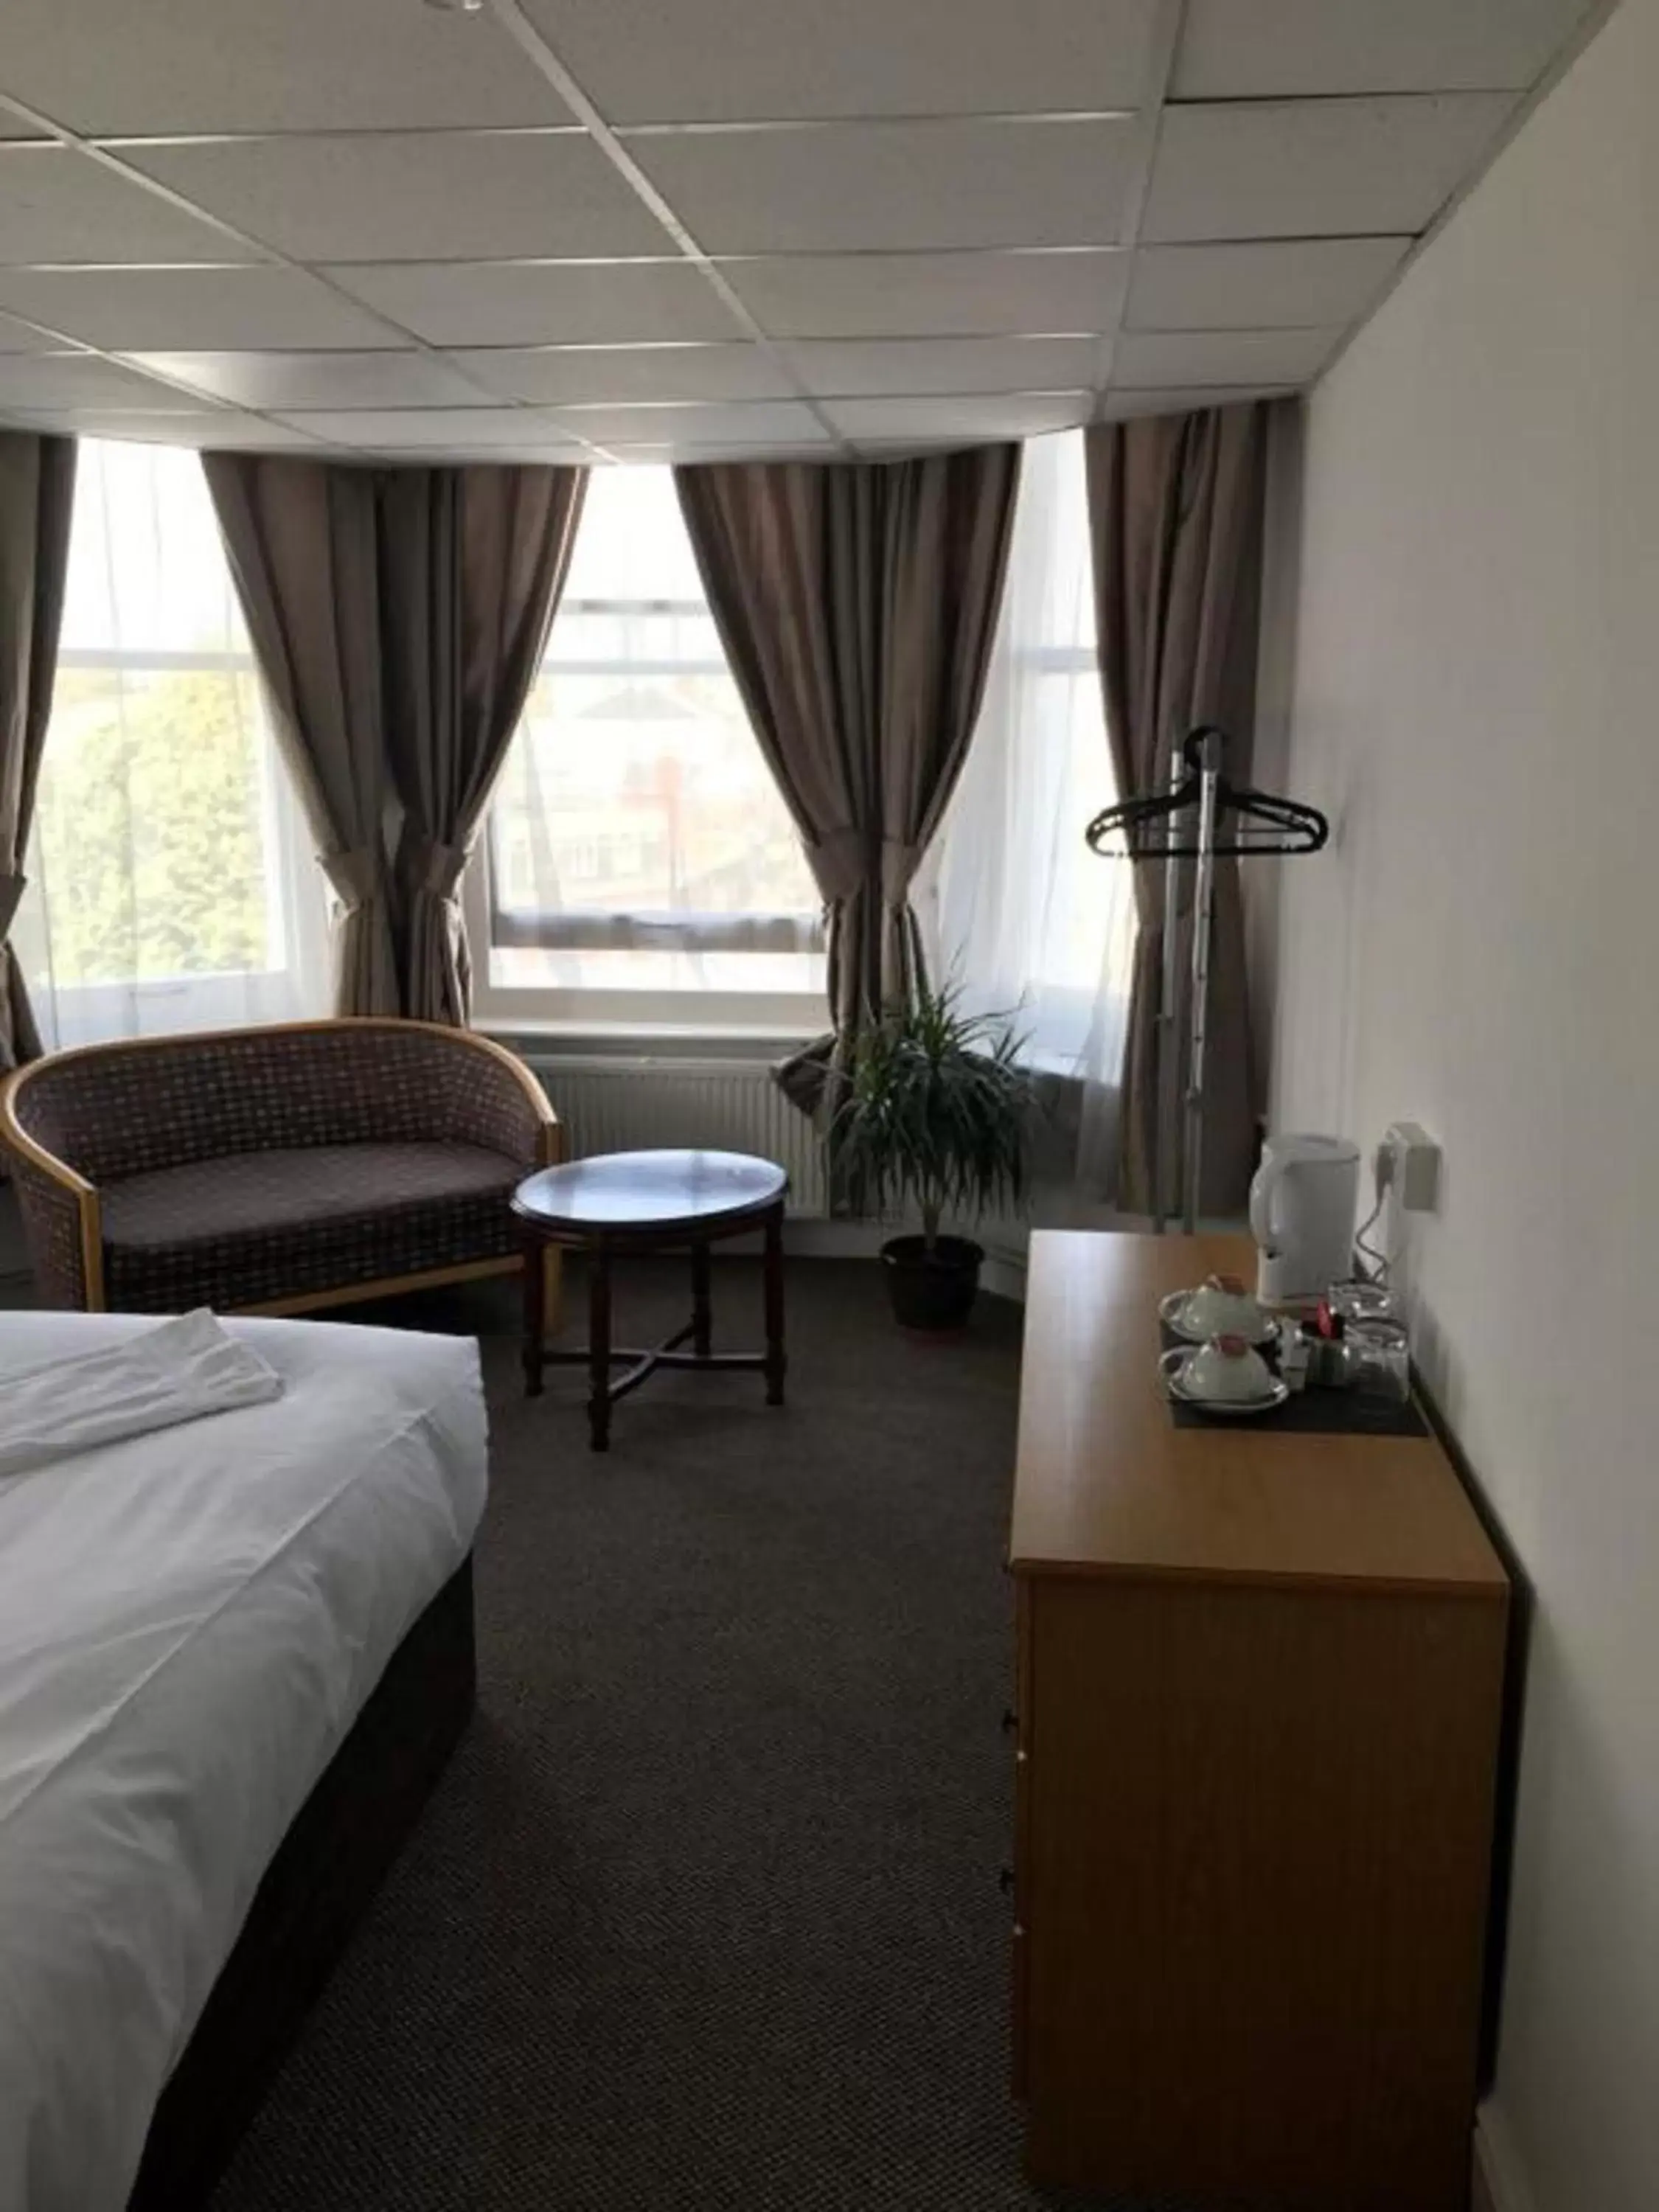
[[204, 1254, 1082, 2212]]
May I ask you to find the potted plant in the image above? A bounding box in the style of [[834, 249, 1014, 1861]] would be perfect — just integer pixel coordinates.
[[830, 981, 1033, 1332]]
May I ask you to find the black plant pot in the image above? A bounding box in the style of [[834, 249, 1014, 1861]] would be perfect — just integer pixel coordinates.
[[880, 1234, 984, 1332]]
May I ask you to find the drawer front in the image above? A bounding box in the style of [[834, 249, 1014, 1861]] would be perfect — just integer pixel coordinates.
[[1020, 1571, 1506, 2209]]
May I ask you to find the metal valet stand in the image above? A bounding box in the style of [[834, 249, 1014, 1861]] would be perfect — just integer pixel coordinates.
[[1085, 725, 1328, 1234]]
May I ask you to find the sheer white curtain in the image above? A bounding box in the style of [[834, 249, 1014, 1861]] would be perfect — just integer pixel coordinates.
[[13, 439, 329, 1050], [917, 428, 1136, 1198]]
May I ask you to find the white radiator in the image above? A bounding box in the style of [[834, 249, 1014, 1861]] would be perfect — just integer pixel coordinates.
[[526, 1056, 829, 1217]]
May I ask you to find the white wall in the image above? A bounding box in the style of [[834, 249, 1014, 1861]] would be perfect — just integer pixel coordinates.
[[1270, 4, 1659, 2208]]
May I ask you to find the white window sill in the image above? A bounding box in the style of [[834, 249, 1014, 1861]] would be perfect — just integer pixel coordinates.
[[479, 1018, 818, 1058]]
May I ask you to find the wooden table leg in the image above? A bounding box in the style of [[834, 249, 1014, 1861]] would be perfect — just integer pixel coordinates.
[[691, 1239, 712, 1360], [522, 1231, 546, 1398], [588, 1242, 613, 1453], [762, 1204, 786, 1406]]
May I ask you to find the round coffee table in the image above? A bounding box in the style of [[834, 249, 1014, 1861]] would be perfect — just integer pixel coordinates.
[[512, 1148, 788, 1451]]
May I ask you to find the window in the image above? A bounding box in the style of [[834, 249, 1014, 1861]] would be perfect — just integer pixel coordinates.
[[917, 429, 1134, 1103], [467, 467, 825, 1030], [13, 439, 328, 1049]]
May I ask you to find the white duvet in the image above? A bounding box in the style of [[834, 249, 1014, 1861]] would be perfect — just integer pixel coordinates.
[[0, 1311, 490, 2212]]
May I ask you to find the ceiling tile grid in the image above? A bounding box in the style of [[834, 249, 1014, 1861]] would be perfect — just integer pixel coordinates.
[[267, 406, 588, 452], [621, 117, 1144, 257], [0, 265, 408, 352], [448, 341, 793, 406], [0, 308, 80, 355], [518, 0, 1164, 122], [0, 408, 327, 447], [0, 352, 215, 410], [0, 0, 1607, 459], [322, 261, 748, 349], [119, 132, 670, 266], [124, 349, 501, 412]]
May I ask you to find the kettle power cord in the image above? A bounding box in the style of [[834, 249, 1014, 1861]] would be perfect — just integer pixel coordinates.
[[1354, 1141, 1394, 1281]]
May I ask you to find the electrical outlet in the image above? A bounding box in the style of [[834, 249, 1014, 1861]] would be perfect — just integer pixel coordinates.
[[1383, 1121, 1440, 1212]]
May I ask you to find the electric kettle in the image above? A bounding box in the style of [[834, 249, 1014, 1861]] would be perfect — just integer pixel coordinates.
[[1250, 1133, 1362, 1304]]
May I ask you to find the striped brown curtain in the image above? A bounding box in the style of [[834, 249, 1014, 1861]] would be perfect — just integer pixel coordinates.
[[378, 464, 587, 1026], [1085, 404, 1269, 1214], [0, 430, 77, 1072], [675, 443, 1021, 1113], [205, 453, 588, 1025], [203, 453, 400, 1018]]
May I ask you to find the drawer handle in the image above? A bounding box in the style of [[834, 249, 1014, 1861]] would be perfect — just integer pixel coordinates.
[[1001, 1706, 1019, 1735], [998, 1865, 1015, 1895]]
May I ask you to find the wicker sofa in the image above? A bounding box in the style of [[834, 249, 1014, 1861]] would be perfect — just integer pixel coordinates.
[[0, 1018, 562, 1316]]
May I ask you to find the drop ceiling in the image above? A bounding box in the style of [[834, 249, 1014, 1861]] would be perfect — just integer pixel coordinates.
[[0, 0, 1607, 463]]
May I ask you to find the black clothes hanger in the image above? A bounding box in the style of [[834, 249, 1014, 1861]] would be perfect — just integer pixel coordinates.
[[1085, 725, 1328, 860]]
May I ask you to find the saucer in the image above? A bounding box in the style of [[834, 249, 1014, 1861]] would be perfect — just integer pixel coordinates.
[[1159, 1288, 1279, 1349], [1160, 1346, 1289, 1419]]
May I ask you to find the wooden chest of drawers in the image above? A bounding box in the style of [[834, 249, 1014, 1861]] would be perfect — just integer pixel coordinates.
[[1008, 1232, 1508, 2211]]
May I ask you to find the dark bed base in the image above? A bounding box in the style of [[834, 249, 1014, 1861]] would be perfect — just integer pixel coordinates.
[[128, 1557, 478, 2211]]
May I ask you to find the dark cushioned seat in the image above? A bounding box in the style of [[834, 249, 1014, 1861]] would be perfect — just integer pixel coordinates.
[[102, 1142, 522, 1315]]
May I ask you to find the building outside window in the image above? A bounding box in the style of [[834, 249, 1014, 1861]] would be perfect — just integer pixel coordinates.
[[467, 465, 826, 1033]]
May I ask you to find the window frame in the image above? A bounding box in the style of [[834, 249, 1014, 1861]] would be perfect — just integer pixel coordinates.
[[23, 634, 330, 1048], [464, 836, 828, 1037], [470, 557, 829, 1035]]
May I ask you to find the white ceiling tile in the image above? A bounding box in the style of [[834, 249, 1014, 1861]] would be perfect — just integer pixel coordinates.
[[785, 335, 1102, 397], [520, 0, 1159, 121], [1173, 0, 1594, 98], [1144, 94, 1517, 243], [123, 133, 670, 264], [0, 265, 402, 352], [1099, 387, 1288, 420], [271, 408, 582, 451], [167, 415, 327, 449], [0, 116, 49, 141], [822, 392, 1091, 439], [0, 145, 241, 265], [0, 309, 75, 354], [0, 409, 317, 446], [355, 448, 589, 466], [448, 342, 790, 404], [0, 352, 209, 408], [606, 442, 836, 462], [1111, 327, 1338, 387], [125, 349, 495, 411], [1126, 237, 1411, 330], [725, 249, 1129, 339], [323, 260, 744, 347], [0, 0, 572, 133], [545, 399, 831, 445], [626, 118, 1140, 254]]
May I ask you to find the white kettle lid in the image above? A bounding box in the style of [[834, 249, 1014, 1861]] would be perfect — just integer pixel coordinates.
[[1259, 1132, 1361, 1169]]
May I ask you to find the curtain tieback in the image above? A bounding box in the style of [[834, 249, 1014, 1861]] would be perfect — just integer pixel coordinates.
[[0, 871, 26, 938], [879, 838, 922, 908], [407, 838, 469, 901], [803, 827, 868, 906], [320, 846, 383, 911], [802, 831, 923, 908]]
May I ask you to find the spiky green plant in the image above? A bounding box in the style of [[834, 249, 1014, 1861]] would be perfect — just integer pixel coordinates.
[[829, 981, 1033, 1253]]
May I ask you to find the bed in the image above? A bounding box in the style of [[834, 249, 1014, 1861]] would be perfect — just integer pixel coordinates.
[[0, 1310, 490, 2212]]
